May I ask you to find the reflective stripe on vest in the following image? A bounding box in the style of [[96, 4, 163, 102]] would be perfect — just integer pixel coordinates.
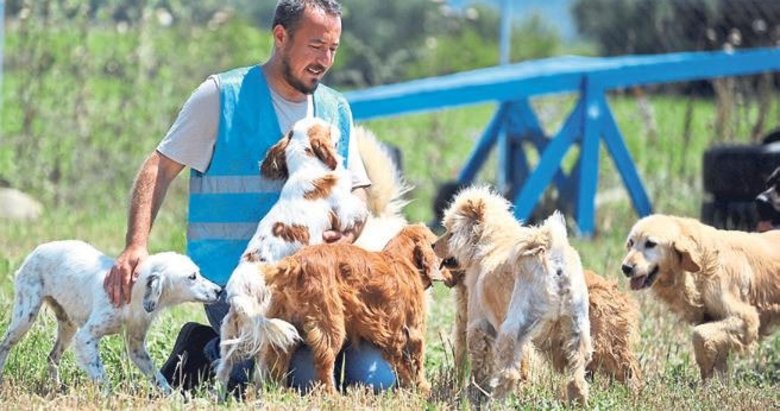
[[186, 65, 351, 286]]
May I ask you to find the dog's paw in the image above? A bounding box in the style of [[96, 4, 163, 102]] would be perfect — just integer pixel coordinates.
[[489, 370, 520, 400], [417, 379, 432, 396]]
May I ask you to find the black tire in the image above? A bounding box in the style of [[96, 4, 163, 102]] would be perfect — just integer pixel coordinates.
[[701, 200, 758, 231], [701, 200, 715, 226], [762, 128, 780, 145], [702, 142, 780, 200]]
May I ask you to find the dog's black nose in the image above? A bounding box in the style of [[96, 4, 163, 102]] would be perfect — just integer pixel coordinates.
[[621, 264, 634, 276]]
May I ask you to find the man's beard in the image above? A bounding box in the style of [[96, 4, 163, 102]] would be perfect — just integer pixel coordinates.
[[281, 55, 320, 95]]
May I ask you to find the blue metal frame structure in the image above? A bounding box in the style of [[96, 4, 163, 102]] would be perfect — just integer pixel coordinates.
[[345, 48, 780, 235]]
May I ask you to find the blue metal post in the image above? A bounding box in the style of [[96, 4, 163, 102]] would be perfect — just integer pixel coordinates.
[[513, 98, 585, 220], [457, 103, 509, 184], [500, 0, 511, 65], [575, 79, 602, 236]]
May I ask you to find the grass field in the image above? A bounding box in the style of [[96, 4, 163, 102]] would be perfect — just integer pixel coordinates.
[[1, 93, 779, 410]]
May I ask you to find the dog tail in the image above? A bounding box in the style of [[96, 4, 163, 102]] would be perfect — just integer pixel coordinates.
[[220, 263, 300, 361], [354, 125, 412, 218], [354, 126, 412, 251]]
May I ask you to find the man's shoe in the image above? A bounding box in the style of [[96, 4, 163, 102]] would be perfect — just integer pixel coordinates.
[[160, 322, 218, 391]]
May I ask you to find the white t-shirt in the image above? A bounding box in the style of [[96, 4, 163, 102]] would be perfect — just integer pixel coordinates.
[[157, 77, 371, 189]]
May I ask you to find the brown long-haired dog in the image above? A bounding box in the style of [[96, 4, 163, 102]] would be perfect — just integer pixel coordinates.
[[249, 224, 453, 393], [622, 214, 780, 380], [583, 270, 642, 387]]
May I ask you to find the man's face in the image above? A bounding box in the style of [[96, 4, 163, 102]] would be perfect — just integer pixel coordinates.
[[277, 7, 341, 95]]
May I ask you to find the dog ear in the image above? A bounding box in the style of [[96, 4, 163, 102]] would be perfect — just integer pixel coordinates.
[[414, 241, 447, 283], [460, 199, 485, 223], [143, 272, 164, 313], [672, 237, 701, 273], [431, 231, 451, 259], [310, 137, 338, 170], [260, 132, 291, 179]]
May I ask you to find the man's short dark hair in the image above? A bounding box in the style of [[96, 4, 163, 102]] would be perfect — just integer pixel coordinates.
[[272, 0, 342, 37]]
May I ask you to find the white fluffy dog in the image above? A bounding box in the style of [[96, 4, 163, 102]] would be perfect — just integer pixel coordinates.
[[433, 186, 592, 403], [0, 240, 222, 394]]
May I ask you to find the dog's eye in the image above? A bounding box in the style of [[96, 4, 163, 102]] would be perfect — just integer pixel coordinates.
[[645, 240, 656, 249], [304, 147, 313, 154], [188, 272, 197, 280], [627, 239, 634, 248]]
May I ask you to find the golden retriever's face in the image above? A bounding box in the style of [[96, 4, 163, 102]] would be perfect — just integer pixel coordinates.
[[621, 215, 701, 290]]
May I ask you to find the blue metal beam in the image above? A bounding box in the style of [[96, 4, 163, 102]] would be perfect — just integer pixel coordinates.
[[346, 48, 780, 121]]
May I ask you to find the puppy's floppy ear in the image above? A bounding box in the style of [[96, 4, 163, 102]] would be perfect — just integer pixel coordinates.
[[310, 137, 338, 170], [414, 241, 447, 283], [260, 131, 291, 179], [673, 236, 701, 273], [143, 272, 164, 313], [432, 231, 451, 259]]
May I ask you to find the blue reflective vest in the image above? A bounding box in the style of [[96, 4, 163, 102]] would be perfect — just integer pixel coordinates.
[[187, 65, 351, 286]]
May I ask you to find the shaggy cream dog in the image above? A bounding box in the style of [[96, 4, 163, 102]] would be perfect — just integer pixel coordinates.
[[622, 214, 780, 380], [433, 186, 592, 403], [448, 268, 642, 389]]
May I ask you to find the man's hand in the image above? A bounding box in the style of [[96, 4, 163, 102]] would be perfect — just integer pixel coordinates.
[[323, 217, 366, 244], [323, 187, 368, 244], [322, 228, 356, 244], [104, 245, 149, 306]]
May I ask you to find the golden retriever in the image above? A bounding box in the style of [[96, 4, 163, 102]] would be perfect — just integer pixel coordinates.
[[433, 186, 593, 403], [218, 224, 452, 393], [621, 214, 780, 380]]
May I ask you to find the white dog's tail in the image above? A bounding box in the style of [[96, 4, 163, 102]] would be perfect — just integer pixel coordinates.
[[354, 125, 412, 218], [220, 263, 300, 361], [354, 126, 412, 251], [545, 210, 569, 247]]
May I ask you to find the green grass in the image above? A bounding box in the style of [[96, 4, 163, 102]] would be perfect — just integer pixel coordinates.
[[1, 90, 779, 409]]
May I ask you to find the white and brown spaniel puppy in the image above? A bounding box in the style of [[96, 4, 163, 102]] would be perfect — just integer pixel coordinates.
[[218, 117, 368, 378]]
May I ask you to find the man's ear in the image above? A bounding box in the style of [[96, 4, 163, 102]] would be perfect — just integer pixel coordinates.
[[272, 24, 288, 48], [143, 272, 163, 313], [260, 132, 291, 179]]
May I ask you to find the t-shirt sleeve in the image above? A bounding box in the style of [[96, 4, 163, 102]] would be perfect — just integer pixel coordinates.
[[156, 77, 220, 173], [347, 120, 372, 189]]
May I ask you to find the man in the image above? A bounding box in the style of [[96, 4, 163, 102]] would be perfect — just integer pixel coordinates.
[[104, 0, 395, 392]]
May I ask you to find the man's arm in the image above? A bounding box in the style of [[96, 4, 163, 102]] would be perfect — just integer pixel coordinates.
[[104, 151, 185, 305]]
